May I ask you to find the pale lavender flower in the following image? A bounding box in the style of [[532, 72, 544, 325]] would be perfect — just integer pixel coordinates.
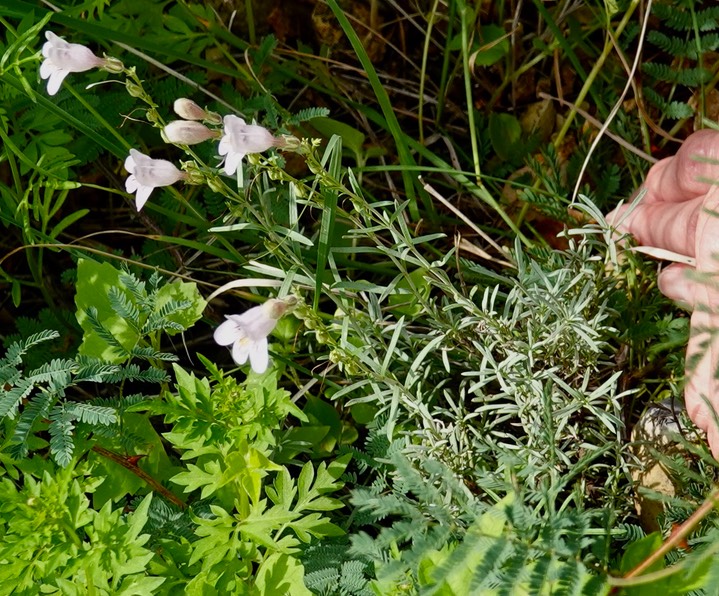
[[40, 31, 106, 96], [213, 299, 289, 374], [163, 120, 218, 145], [124, 149, 186, 211], [218, 115, 279, 176]]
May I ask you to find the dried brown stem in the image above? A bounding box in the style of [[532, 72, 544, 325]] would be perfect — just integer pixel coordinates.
[[92, 445, 186, 509]]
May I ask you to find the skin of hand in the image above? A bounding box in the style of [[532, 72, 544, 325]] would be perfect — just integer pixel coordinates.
[[607, 129, 719, 458]]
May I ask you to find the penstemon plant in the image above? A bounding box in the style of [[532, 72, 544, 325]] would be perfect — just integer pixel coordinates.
[[2, 4, 719, 595]]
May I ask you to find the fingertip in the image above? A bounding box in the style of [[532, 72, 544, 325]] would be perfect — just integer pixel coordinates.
[[708, 424, 719, 461], [663, 130, 719, 201], [657, 263, 696, 308]]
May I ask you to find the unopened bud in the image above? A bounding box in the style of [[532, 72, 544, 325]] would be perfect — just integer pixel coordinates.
[[46, 180, 81, 190], [290, 181, 306, 199], [281, 134, 301, 151], [173, 98, 207, 121], [125, 80, 143, 98], [163, 120, 218, 145], [205, 175, 225, 194], [180, 161, 206, 185], [101, 56, 125, 73], [203, 110, 223, 126]]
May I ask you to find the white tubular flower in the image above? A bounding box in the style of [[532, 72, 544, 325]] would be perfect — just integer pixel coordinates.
[[40, 31, 106, 96], [213, 299, 290, 374], [163, 120, 218, 145], [124, 149, 187, 211], [218, 115, 279, 176]]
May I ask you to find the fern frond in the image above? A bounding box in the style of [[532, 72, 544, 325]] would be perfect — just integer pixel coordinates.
[[48, 402, 75, 467], [493, 541, 531, 592], [699, 33, 719, 54], [73, 359, 121, 383], [141, 299, 191, 334], [133, 493, 211, 545], [642, 62, 711, 86], [552, 561, 578, 593], [287, 107, 331, 125], [130, 346, 178, 362], [696, 6, 719, 30], [104, 364, 169, 383], [616, 522, 646, 543], [108, 286, 141, 331], [91, 393, 154, 410], [647, 30, 695, 57], [119, 272, 149, 310], [643, 88, 694, 119], [83, 307, 130, 357], [527, 549, 553, 594], [304, 567, 340, 594], [3, 330, 61, 367], [652, 3, 719, 32], [10, 391, 54, 460], [27, 358, 76, 387], [148, 271, 163, 294], [65, 402, 117, 426], [466, 538, 513, 592], [340, 560, 371, 595], [0, 378, 34, 419], [98, 425, 153, 453], [647, 30, 719, 58]]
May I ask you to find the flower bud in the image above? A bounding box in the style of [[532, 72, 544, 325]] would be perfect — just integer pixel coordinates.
[[180, 161, 206, 185], [163, 120, 218, 145], [290, 182, 306, 199], [125, 80, 143, 98], [315, 330, 331, 344], [47, 180, 81, 190], [102, 56, 125, 73], [281, 134, 301, 151], [173, 98, 207, 121], [203, 110, 223, 126], [205, 175, 225, 194]]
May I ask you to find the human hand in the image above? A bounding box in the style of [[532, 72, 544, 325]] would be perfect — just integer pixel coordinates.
[[607, 129, 719, 458]]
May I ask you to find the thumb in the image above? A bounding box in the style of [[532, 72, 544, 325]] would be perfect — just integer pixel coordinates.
[[657, 263, 697, 309]]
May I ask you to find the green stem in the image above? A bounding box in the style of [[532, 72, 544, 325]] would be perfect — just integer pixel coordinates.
[[459, 1, 481, 183], [418, 0, 440, 145], [66, 84, 131, 151], [552, 0, 641, 149]]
